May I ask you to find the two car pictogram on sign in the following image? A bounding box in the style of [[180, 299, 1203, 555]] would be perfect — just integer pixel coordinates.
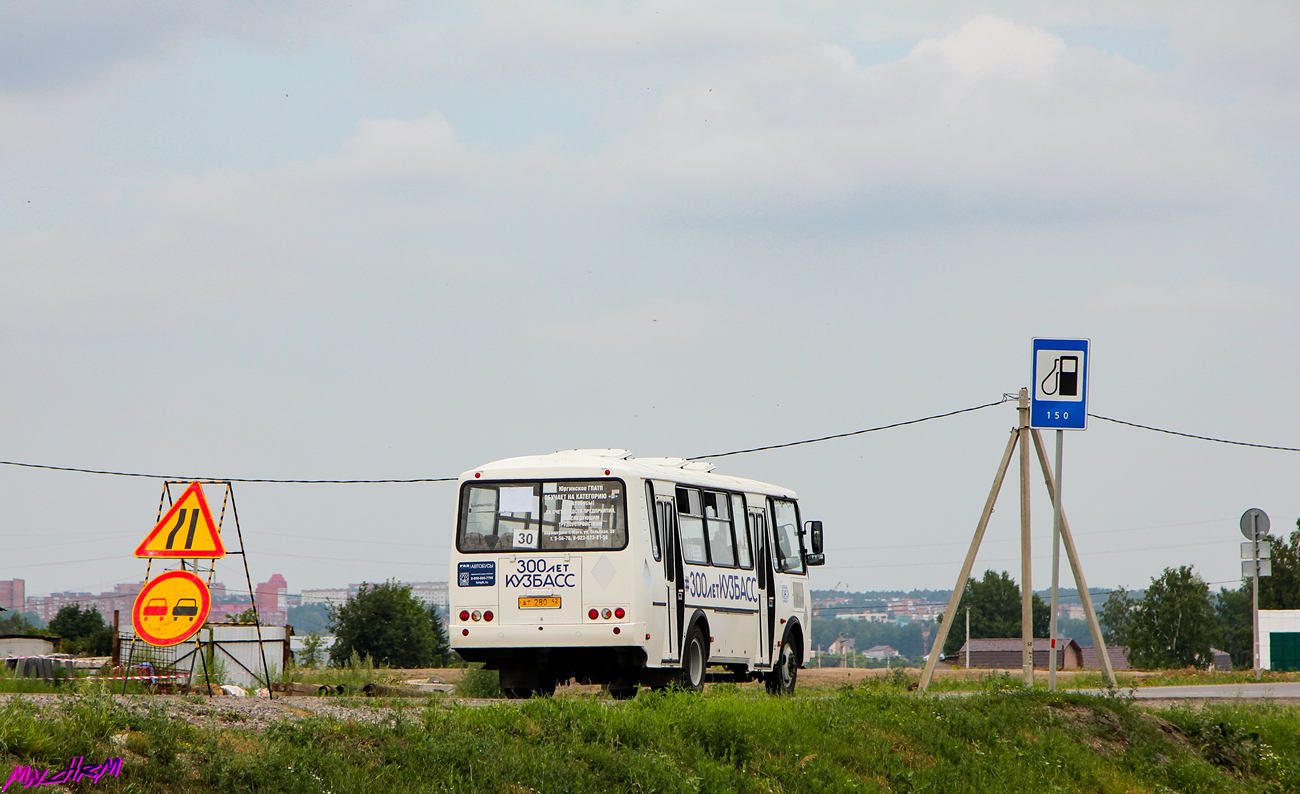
[[132, 570, 212, 646]]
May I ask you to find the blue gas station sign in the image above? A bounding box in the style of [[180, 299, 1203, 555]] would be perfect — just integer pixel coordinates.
[[1031, 338, 1089, 430]]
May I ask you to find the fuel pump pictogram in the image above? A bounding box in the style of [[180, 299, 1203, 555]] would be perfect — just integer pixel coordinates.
[[1039, 355, 1079, 397]]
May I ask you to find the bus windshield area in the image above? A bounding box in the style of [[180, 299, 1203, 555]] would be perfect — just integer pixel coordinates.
[[458, 480, 628, 552]]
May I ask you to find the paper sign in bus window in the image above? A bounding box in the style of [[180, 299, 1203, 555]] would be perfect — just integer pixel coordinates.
[[498, 487, 535, 514]]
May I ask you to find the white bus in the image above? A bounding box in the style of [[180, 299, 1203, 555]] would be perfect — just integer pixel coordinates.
[[448, 450, 825, 698]]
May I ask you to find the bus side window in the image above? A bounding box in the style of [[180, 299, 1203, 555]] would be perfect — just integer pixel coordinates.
[[704, 491, 735, 567], [645, 482, 661, 561], [675, 487, 708, 565], [770, 499, 805, 574], [731, 494, 752, 569]]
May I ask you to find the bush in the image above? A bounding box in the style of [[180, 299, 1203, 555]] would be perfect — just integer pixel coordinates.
[[47, 604, 112, 656], [328, 581, 449, 668]]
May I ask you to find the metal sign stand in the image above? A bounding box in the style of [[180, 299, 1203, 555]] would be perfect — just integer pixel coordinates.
[[1240, 508, 1271, 681], [132, 481, 274, 699], [918, 388, 1116, 691]]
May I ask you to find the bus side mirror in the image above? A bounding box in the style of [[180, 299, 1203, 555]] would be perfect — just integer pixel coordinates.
[[800, 522, 821, 566]]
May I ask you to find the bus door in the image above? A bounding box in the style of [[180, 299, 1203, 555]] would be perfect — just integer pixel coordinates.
[[750, 507, 776, 668], [656, 497, 683, 664]]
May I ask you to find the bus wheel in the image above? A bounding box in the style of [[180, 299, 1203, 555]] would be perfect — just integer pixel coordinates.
[[609, 686, 638, 700], [766, 641, 798, 695], [680, 626, 707, 693]]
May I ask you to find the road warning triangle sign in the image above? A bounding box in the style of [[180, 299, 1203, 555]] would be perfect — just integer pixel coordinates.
[[135, 482, 226, 558]]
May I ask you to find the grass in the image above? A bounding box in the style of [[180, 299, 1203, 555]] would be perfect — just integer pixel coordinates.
[[5, 687, 1300, 792], [883, 666, 1300, 694]]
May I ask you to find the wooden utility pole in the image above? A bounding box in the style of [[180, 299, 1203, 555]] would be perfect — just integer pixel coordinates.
[[1018, 388, 1034, 686]]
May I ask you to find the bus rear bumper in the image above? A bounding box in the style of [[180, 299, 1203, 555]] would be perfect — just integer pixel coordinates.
[[451, 622, 647, 651]]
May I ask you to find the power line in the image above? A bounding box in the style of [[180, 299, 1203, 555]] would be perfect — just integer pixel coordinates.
[[1090, 414, 1300, 452], [687, 398, 1011, 460], [0, 459, 454, 483], [1, 400, 1296, 484]]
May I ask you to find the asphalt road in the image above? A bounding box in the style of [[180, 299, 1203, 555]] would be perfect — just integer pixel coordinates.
[[1077, 682, 1300, 700]]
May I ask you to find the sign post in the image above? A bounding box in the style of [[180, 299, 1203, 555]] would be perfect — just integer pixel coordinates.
[[919, 339, 1114, 693], [1240, 508, 1271, 681], [1032, 338, 1090, 692]]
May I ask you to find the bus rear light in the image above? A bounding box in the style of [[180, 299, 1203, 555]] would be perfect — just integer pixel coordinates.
[[462, 629, 469, 636], [483, 610, 494, 622], [604, 469, 610, 475], [614, 608, 625, 619], [588, 608, 599, 620], [474, 472, 481, 478], [471, 611, 482, 622], [459, 610, 470, 622], [613, 627, 620, 635], [602, 608, 612, 619]]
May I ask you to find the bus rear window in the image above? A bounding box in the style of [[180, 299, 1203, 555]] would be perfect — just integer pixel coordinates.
[[458, 480, 627, 552]]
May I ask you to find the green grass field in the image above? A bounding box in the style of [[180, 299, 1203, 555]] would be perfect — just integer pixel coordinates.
[[4, 685, 1300, 793]]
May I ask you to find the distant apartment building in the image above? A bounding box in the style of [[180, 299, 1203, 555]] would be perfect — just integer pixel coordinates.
[[26, 582, 143, 624], [886, 598, 943, 621], [255, 574, 289, 626], [0, 579, 23, 611], [300, 582, 448, 611], [300, 588, 350, 606], [409, 581, 448, 611]]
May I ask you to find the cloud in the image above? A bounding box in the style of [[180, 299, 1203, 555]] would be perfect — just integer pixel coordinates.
[[589, 14, 1266, 224]]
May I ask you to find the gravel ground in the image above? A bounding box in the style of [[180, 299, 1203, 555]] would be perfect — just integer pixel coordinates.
[[0, 693, 507, 732]]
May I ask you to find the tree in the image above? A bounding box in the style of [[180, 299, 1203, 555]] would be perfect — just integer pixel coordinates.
[[48, 604, 113, 656], [1256, 520, 1300, 610], [1127, 566, 1217, 670], [1099, 587, 1134, 646], [287, 603, 330, 635], [328, 581, 449, 668], [1214, 587, 1251, 669], [941, 570, 1050, 657], [298, 632, 326, 668], [0, 610, 41, 636]]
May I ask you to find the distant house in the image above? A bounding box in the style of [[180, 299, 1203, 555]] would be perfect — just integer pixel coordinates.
[[958, 638, 1083, 670], [1209, 647, 1233, 671], [863, 645, 900, 661], [827, 636, 856, 655], [1080, 645, 1130, 671]]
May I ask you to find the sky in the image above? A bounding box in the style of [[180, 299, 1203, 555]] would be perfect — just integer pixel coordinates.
[[2, 1, 1298, 603]]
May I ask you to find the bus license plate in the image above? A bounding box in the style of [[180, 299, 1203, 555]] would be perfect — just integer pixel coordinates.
[[518, 596, 561, 609]]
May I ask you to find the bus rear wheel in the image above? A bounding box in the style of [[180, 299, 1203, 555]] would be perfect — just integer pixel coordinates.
[[766, 641, 798, 695], [679, 626, 707, 693]]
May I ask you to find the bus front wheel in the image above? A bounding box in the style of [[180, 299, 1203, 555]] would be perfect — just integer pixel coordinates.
[[766, 641, 798, 695], [680, 626, 707, 693]]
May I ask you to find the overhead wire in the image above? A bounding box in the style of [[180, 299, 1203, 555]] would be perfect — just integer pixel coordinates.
[[1, 399, 1296, 484], [686, 397, 1012, 459], [1090, 414, 1300, 452]]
